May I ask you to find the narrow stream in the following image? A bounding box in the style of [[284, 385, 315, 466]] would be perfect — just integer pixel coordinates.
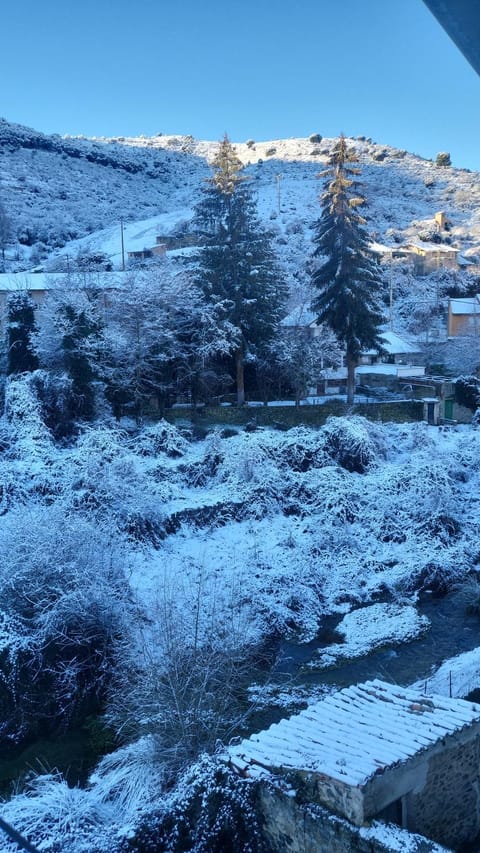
[[2, 589, 479, 797], [275, 588, 480, 694]]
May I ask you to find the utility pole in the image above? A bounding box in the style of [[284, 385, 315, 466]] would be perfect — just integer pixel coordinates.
[[120, 219, 125, 271], [389, 266, 394, 331], [276, 174, 283, 215]]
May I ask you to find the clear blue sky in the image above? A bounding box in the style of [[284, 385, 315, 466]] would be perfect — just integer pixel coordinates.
[[3, 0, 480, 169]]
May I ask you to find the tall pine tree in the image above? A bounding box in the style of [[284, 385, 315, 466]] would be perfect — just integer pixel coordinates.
[[311, 135, 384, 404], [194, 135, 287, 405]]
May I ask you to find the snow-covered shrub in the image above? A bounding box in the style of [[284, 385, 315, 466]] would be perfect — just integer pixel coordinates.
[[0, 507, 131, 747], [271, 427, 329, 472], [405, 560, 462, 597], [125, 755, 267, 853], [4, 372, 51, 446], [30, 368, 86, 438], [455, 375, 480, 411], [132, 420, 190, 458], [0, 772, 115, 853], [322, 416, 378, 473], [436, 151, 451, 167], [107, 562, 261, 776], [89, 737, 167, 818]]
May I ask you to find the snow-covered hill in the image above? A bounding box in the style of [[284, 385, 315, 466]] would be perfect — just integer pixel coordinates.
[[2, 118, 480, 274]]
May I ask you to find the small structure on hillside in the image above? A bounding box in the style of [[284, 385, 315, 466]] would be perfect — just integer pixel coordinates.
[[398, 376, 456, 424], [127, 242, 166, 262], [402, 241, 459, 276], [229, 679, 480, 850], [372, 238, 459, 275], [154, 234, 198, 250], [448, 295, 480, 336], [434, 211, 447, 230]]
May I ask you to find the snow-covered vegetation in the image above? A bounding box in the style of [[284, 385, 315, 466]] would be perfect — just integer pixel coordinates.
[[2, 120, 480, 850], [1, 383, 480, 848], [2, 118, 480, 348]]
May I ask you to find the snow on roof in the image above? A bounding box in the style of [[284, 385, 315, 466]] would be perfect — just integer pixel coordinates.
[[229, 679, 480, 787], [449, 295, 480, 315], [370, 241, 395, 254], [405, 240, 458, 254], [282, 313, 419, 357], [281, 304, 317, 328], [0, 272, 130, 291], [326, 364, 425, 380], [365, 330, 420, 355]]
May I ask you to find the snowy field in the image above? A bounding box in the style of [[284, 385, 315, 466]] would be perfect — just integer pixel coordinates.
[[1, 375, 480, 849]]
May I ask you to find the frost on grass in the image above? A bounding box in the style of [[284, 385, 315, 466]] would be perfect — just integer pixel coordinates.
[[132, 419, 191, 458], [0, 750, 267, 853], [0, 415, 479, 850], [311, 603, 430, 669]]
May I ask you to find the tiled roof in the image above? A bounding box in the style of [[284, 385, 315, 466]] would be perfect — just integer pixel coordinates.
[[229, 679, 480, 787]]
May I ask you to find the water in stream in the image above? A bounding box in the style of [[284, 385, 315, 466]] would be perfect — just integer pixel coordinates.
[[1, 589, 479, 797], [275, 588, 480, 694]]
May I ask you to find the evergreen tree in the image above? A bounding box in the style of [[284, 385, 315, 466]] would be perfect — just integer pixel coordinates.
[[7, 292, 39, 374], [310, 135, 384, 404], [194, 135, 287, 405]]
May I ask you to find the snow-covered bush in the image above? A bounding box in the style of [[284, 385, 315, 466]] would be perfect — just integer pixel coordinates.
[[0, 773, 115, 853], [132, 420, 190, 458], [455, 375, 480, 411], [270, 427, 329, 472], [4, 372, 51, 446], [106, 565, 260, 777], [30, 368, 84, 438], [125, 755, 267, 853], [322, 416, 379, 473], [0, 507, 131, 747], [436, 151, 451, 167]]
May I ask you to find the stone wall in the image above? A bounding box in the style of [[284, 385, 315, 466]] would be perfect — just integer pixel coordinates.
[[257, 784, 447, 853], [165, 400, 424, 429], [363, 723, 480, 849], [405, 734, 480, 849]]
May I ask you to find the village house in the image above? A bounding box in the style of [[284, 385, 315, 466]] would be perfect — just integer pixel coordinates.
[[282, 306, 425, 394], [127, 241, 167, 262], [402, 241, 459, 276], [229, 679, 480, 850], [0, 271, 129, 332], [448, 294, 480, 336], [375, 240, 460, 275]]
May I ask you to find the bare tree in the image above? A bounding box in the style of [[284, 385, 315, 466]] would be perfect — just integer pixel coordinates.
[[0, 200, 11, 270]]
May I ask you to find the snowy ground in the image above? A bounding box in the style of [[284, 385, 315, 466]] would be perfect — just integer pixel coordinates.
[[309, 603, 430, 668], [2, 389, 480, 850]]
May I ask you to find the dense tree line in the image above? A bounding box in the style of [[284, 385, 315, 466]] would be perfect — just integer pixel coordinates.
[[1, 135, 391, 423]]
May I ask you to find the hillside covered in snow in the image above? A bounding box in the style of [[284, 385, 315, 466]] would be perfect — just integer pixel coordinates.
[[2, 118, 480, 275], [2, 119, 480, 852]]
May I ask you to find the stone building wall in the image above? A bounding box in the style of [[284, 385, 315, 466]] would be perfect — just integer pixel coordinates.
[[257, 784, 447, 853], [405, 735, 480, 849]]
